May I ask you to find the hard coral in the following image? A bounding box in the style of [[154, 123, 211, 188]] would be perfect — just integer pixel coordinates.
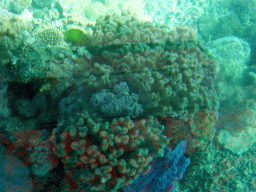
[[35, 26, 63, 45]]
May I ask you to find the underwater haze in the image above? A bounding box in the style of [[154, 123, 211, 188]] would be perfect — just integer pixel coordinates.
[[0, 0, 256, 191]]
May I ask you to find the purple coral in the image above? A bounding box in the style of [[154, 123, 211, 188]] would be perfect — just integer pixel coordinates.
[[91, 82, 143, 118], [124, 141, 190, 192]]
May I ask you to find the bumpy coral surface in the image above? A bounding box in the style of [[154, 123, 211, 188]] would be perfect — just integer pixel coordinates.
[[0, 8, 33, 65], [91, 82, 143, 118], [163, 110, 217, 154], [55, 113, 169, 191], [124, 141, 190, 192], [78, 10, 219, 119], [35, 26, 63, 45]]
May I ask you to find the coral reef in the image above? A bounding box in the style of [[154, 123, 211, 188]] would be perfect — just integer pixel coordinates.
[[215, 102, 256, 154], [35, 26, 64, 45], [54, 113, 169, 191], [0, 9, 219, 122], [162, 110, 217, 154], [0, 74, 10, 118], [0, 8, 33, 66], [6, 129, 59, 175], [91, 82, 143, 118], [33, 0, 56, 8], [124, 141, 190, 192], [79, 10, 219, 119], [179, 145, 256, 192], [0, 1, 226, 191], [206, 36, 251, 84]]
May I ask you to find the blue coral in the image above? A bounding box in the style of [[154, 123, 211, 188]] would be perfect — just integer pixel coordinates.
[[91, 82, 143, 118], [124, 141, 190, 192]]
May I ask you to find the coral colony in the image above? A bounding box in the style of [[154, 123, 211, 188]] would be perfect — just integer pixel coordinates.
[[2, 0, 255, 192], [0, 2, 217, 190]]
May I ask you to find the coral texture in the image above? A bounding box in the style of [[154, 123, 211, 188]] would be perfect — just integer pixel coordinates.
[[79, 10, 219, 119], [0, 8, 33, 65], [33, 0, 55, 8], [55, 113, 169, 191], [163, 110, 218, 154], [35, 26, 64, 45], [6, 129, 59, 176], [0, 74, 10, 118], [91, 82, 143, 118], [124, 141, 190, 192], [206, 36, 251, 84]]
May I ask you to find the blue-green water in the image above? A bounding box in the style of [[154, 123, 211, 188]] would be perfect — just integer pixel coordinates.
[[0, 0, 255, 191]]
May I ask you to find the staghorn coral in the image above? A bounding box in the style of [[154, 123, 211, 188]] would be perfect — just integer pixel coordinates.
[[54, 112, 169, 191], [180, 145, 256, 192]]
